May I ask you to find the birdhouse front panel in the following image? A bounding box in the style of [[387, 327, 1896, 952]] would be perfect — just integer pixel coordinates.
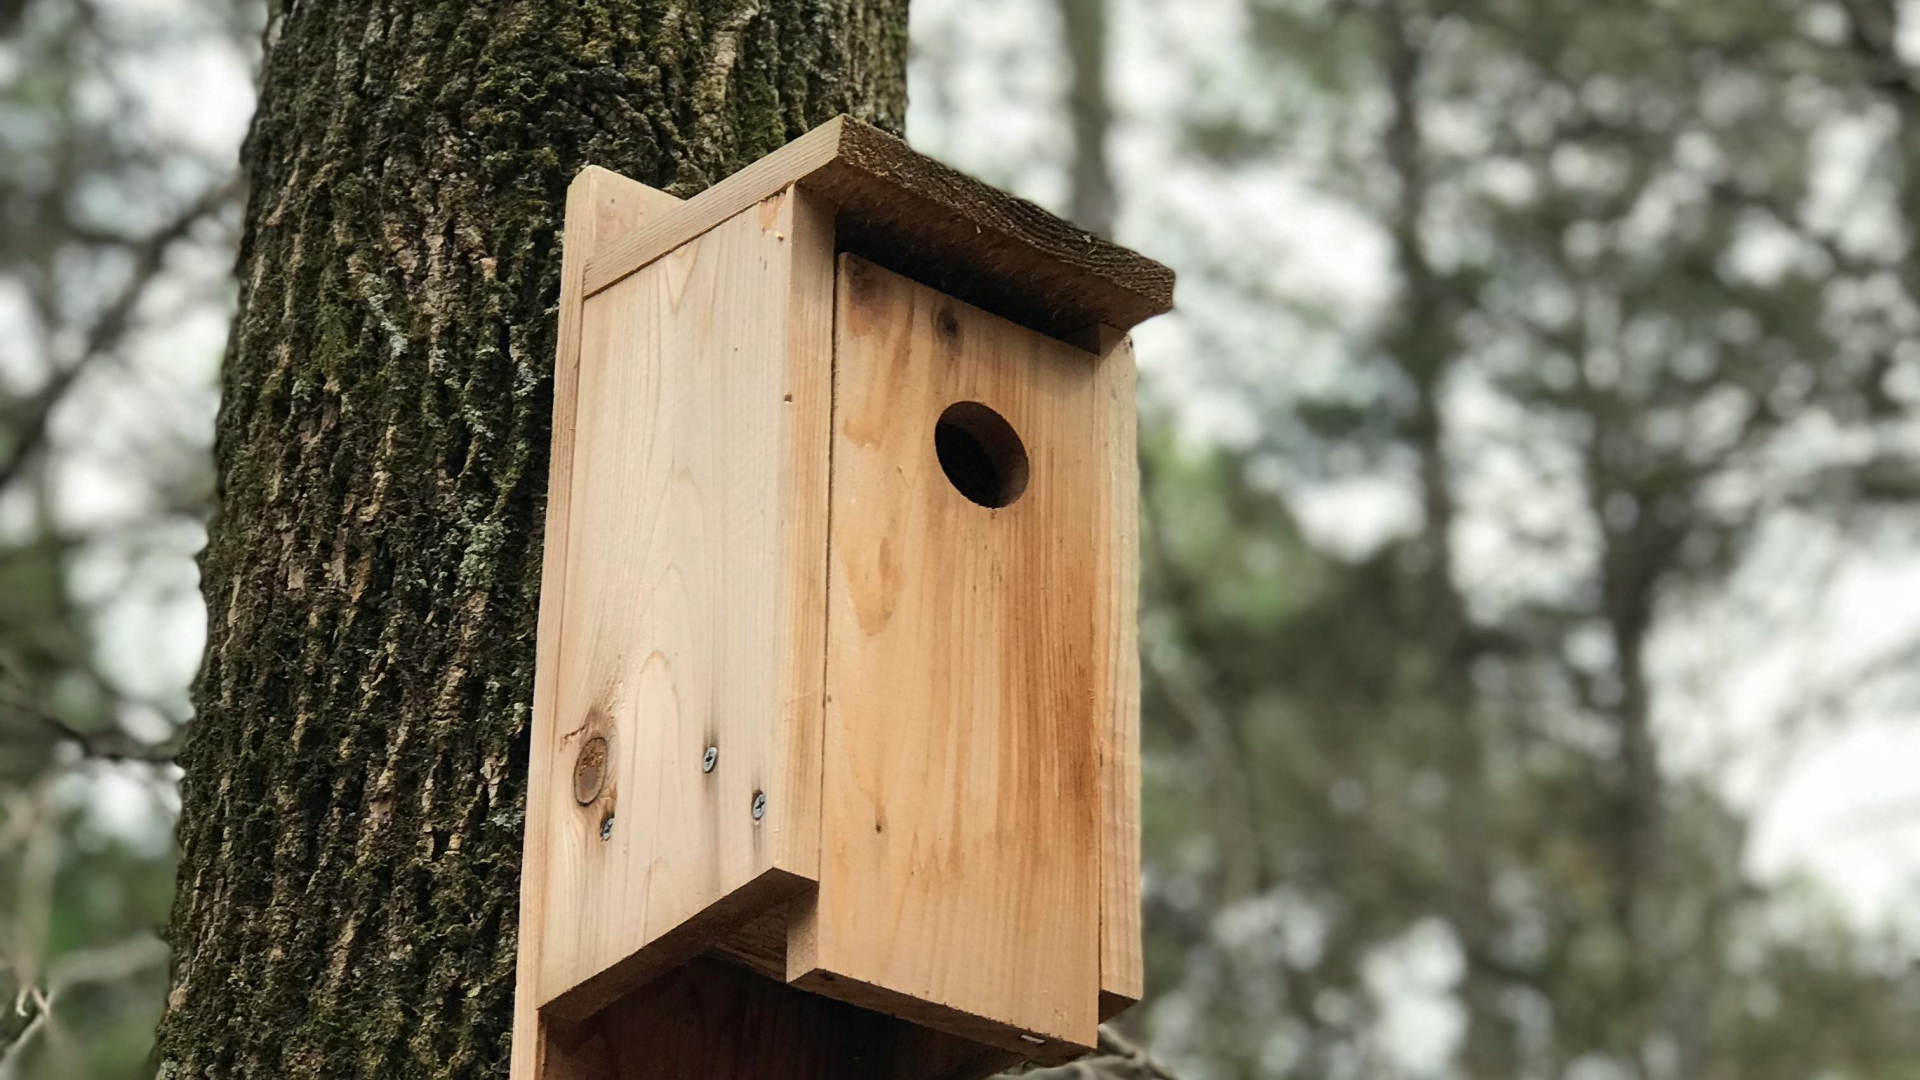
[[781, 255, 1122, 1055]]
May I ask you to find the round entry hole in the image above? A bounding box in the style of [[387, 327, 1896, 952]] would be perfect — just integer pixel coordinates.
[[935, 402, 1029, 508]]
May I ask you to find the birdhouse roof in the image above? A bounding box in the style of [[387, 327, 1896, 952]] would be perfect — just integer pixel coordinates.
[[582, 116, 1175, 340]]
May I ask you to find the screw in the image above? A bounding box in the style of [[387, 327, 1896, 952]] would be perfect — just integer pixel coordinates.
[[751, 791, 767, 821], [599, 813, 615, 841], [1018, 1035, 1046, 1047], [702, 745, 718, 773], [573, 735, 608, 806]]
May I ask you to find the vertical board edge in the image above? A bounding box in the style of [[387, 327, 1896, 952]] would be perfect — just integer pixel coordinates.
[[773, 185, 839, 882], [1094, 326, 1145, 1016], [512, 166, 680, 1080]]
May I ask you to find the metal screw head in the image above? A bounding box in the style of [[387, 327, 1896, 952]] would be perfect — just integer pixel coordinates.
[[599, 813, 615, 841], [750, 791, 767, 821], [573, 736, 609, 806], [702, 745, 718, 773]]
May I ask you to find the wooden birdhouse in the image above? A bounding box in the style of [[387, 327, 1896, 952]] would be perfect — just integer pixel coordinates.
[[511, 116, 1174, 1080]]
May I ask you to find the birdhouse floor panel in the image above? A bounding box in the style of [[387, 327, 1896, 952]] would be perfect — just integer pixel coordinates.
[[537, 957, 1021, 1080]]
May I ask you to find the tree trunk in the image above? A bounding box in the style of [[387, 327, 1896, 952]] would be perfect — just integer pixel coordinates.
[[1374, 7, 1514, 1078], [1058, 0, 1115, 240], [155, 4, 906, 1077]]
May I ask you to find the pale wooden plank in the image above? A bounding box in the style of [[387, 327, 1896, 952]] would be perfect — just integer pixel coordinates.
[[532, 190, 834, 1021], [512, 166, 681, 1080], [791, 255, 1106, 1060], [1088, 326, 1143, 1019], [582, 117, 1174, 339], [775, 185, 839, 883], [584, 119, 849, 297]]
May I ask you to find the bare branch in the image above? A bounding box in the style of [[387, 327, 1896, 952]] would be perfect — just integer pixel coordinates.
[[0, 935, 168, 1080], [1094, 1027, 1186, 1080], [1834, 0, 1920, 98], [1015, 1026, 1187, 1079], [31, 710, 178, 764], [0, 677, 179, 764], [0, 179, 239, 493]]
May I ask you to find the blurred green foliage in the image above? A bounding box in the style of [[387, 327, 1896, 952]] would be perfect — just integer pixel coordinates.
[[1127, 0, 1920, 1076], [0, 0, 246, 1075]]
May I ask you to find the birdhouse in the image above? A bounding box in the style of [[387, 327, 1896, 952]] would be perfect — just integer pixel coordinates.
[[511, 116, 1173, 1080]]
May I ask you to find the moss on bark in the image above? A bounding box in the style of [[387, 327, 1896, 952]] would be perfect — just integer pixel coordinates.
[[156, 3, 906, 1077]]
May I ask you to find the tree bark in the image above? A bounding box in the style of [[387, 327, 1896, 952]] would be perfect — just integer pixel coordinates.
[[155, 3, 906, 1077]]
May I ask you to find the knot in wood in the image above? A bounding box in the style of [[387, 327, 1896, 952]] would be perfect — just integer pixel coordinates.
[[573, 735, 609, 806]]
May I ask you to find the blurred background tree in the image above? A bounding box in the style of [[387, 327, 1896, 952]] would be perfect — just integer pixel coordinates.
[[0, 0, 250, 1076], [11, 0, 1920, 1077], [999, 0, 1920, 1077]]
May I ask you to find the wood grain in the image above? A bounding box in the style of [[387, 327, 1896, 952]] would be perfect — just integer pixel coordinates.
[[706, 898, 801, 983], [583, 117, 1174, 340], [790, 255, 1109, 1060], [1087, 326, 1143, 1020], [512, 166, 682, 1080], [585, 121, 845, 298], [531, 188, 836, 1023]]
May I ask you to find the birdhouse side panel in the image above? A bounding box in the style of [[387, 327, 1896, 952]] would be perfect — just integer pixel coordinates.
[[533, 189, 836, 1018], [1090, 327, 1143, 1018]]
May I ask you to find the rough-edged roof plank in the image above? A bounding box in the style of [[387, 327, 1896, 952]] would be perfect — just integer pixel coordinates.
[[581, 116, 1175, 339]]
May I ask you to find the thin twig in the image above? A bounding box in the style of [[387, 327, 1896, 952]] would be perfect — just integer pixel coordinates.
[[1095, 1027, 1185, 1080], [0, 676, 179, 764], [0, 935, 169, 1080], [1015, 1025, 1188, 1079], [30, 710, 179, 764], [1138, 455, 1266, 903]]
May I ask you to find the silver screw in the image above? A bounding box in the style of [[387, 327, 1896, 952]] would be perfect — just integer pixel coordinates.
[[751, 791, 767, 821], [599, 814, 615, 841], [1019, 1035, 1046, 1046], [702, 745, 719, 773]]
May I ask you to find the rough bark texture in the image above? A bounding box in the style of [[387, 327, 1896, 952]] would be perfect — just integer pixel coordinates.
[[156, 3, 906, 1078]]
